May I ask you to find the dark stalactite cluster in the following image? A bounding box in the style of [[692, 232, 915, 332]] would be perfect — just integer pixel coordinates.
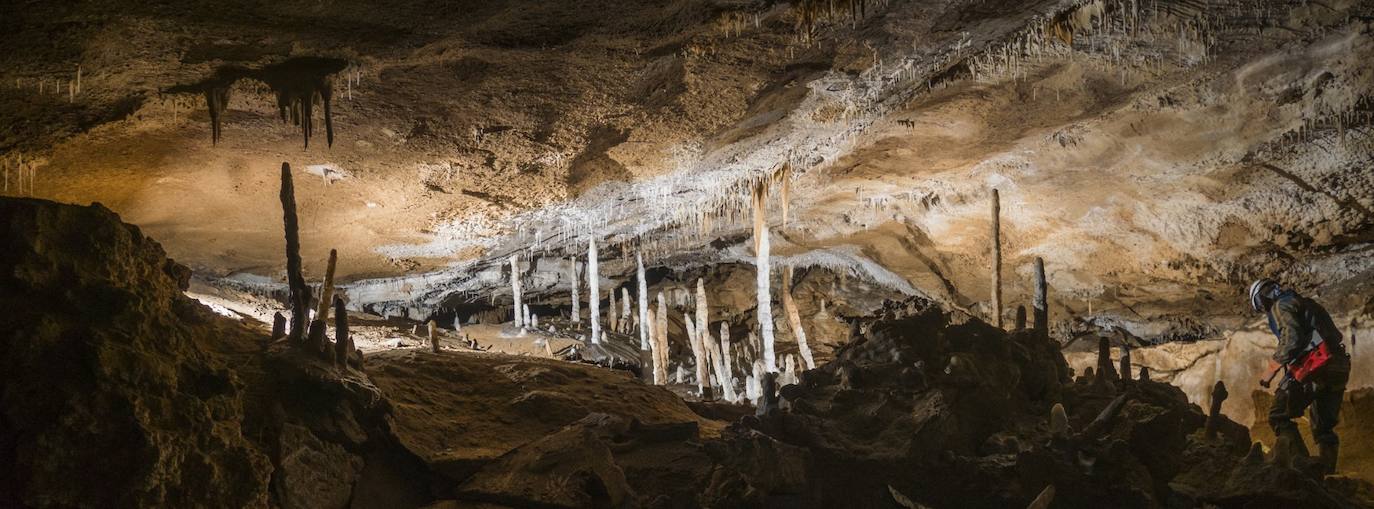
[[167, 57, 347, 148]]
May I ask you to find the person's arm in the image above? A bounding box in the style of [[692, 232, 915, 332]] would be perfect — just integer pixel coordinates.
[[1272, 298, 1308, 365]]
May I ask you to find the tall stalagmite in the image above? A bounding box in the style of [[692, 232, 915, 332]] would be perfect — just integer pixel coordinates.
[[753, 181, 777, 373], [314, 249, 338, 324], [588, 238, 600, 344], [570, 259, 580, 323], [695, 279, 712, 385], [719, 322, 736, 402], [991, 189, 1003, 328], [510, 255, 523, 328], [654, 292, 669, 384], [333, 297, 349, 367], [781, 266, 815, 370], [686, 311, 707, 395], [609, 290, 619, 337], [1033, 257, 1048, 334], [636, 253, 649, 349], [428, 320, 440, 353], [280, 163, 311, 345], [620, 287, 632, 334]]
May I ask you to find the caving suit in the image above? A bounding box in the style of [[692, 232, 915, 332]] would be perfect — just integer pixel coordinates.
[[1265, 290, 1351, 474]]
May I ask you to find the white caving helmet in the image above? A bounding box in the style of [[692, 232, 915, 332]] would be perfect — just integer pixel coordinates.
[[1248, 278, 1280, 313]]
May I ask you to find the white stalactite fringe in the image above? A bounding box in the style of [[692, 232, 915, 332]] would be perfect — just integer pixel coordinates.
[[781, 265, 816, 370], [637, 252, 649, 350], [588, 237, 600, 344], [753, 180, 777, 373], [510, 255, 523, 328]]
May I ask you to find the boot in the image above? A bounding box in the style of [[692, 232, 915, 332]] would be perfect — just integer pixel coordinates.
[[1318, 442, 1339, 476]]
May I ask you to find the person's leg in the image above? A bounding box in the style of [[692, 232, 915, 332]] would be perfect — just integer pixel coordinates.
[[1310, 356, 1351, 474], [1268, 380, 1314, 458]]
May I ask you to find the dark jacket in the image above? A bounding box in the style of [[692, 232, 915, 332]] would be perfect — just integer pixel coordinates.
[[1266, 291, 1345, 365]]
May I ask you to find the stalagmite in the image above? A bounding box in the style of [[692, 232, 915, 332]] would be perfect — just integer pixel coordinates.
[[1049, 403, 1070, 437], [756, 372, 779, 416], [1033, 257, 1048, 334], [314, 249, 338, 324], [523, 305, 531, 327], [280, 163, 311, 345], [991, 188, 1003, 328], [654, 292, 669, 385], [570, 259, 580, 323], [1095, 337, 1117, 382], [781, 266, 815, 370], [719, 322, 736, 402], [428, 320, 440, 353], [1119, 347, 1132, 383], [510, 255, 523, 328], [333, 297, 349, 368], [637, 253, 648, 349], [609, 291, 619, 337], [1138, 366, 1149, 381], [1204, 380, 1228, 439], [307, 319, 327, 354], [695, 279, 712, 385], [753, 181, 777, 373], [621, 287, 631, 334], [686, 311, 708, 395], [453, 315, 462, 333], [588, 237, 600, 344], [1015, 305, 1027, 331], [271, 312, 286, 340]]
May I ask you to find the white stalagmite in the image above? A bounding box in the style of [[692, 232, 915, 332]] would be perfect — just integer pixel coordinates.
[[781, 266, 816, 370], [510, 255, 523, 328], [523, 304, 531, 327], [570, 259, 580, 323], [753, 182, 777, 373], [620, 287, 632, 333], [453, 315, 462, 333], [637, 253, 649, 350], [685, 311, 706, 394], [654, 292, 670, 384], [588, 237, 600, 344], [718, 322, 737, 402], [608, 290, 619, 337]]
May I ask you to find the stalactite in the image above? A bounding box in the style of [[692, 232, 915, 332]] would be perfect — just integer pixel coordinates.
[[333, 297, 349, 368], [510, 255, 523, 328], [991, 189, 1003, 329], [315, 249, 338, 324], [781, 266, 815, 370], [753, 180, 777, 373], [588, 237, 600, 344], [280, 163, 311, 345], [168, 57, 345, 148], [637, 253, 648, 349]]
